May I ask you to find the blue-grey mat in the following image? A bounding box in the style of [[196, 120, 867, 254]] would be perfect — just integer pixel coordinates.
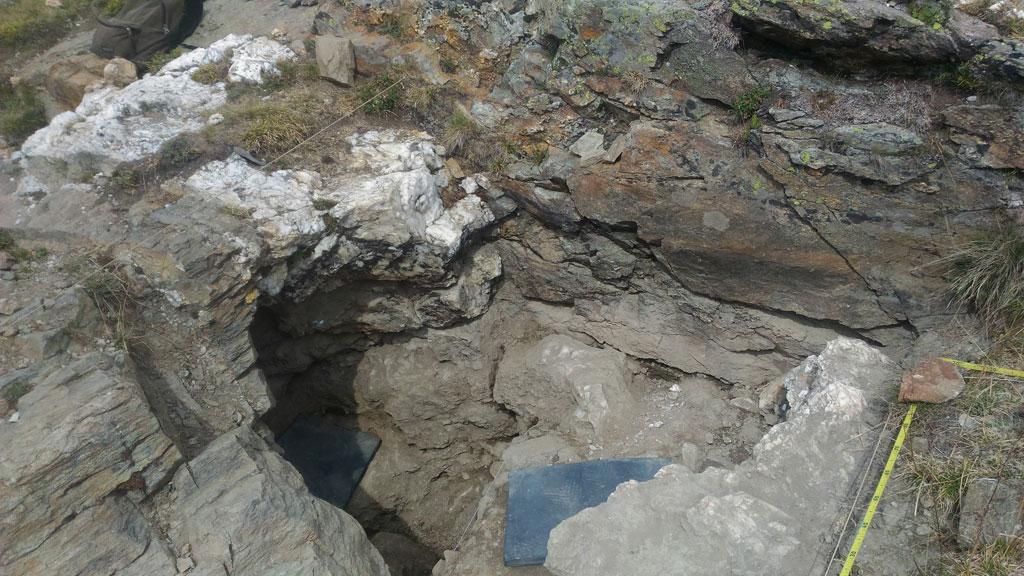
[[276, 415, 380, 509], [504, 458, 670, 566]]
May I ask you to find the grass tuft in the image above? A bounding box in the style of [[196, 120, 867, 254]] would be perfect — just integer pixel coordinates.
[[0, 230, 48, 263], [947, 225, 1024, 336], [1, 379, 32, 407], [158, 138, 200, 167], [233, 98, 320, 156], [73, 256, 141, 349], [943, 538, 1024, 576], [442, 110, 477, 153], [356, 73, 404, 115], [191, 62, 227, 85], [623, 69, 651, 95], [145, 46, 186, 73]]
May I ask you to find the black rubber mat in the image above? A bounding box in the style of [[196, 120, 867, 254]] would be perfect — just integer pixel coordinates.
[[276, 414, 381, 509], [504, 458, 670, 566]]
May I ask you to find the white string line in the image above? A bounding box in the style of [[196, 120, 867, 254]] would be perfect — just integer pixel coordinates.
[[0, 76, 405, 333], [821, 406, 894, 576]]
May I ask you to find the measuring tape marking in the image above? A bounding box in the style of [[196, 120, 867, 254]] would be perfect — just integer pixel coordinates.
[[940, 358, 1024, 379], [837, 403, 917, 576]]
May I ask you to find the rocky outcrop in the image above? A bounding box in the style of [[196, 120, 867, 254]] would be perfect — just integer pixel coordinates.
[[2, 0, 1021, 571], [544, 338, 895, 575], [0, 351, 181, 574], [732, 0, 960, 63], [18, 35, 294, 194]]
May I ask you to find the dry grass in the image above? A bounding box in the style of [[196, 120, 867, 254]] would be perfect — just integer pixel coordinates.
[[946, 226, 1024, 337], [942, 538, 1024, 576], [622, 70, 651, 95], [73, 256, 142, 350], [442, 110, 477, 153], [809, 80, 940, 133], [239, 104, 316, 156]]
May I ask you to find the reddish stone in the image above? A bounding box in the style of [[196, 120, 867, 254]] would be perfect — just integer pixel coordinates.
[[899, 358, 966, 404]]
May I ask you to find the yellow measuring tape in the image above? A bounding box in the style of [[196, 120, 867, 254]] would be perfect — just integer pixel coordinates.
[[940, 358, 1024, 379], [838, 356, 1023, 573], [838, 403, 917, 576]]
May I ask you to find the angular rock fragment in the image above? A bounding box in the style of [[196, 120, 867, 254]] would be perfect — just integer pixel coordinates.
[[898, 357, 965, 404], [316, 35, 356, 86]]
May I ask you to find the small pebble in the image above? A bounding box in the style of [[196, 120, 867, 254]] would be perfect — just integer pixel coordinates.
[[8, 412, 19, 423]]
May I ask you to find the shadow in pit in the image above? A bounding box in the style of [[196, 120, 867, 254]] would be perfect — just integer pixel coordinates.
[[251, 308, 439, 576]]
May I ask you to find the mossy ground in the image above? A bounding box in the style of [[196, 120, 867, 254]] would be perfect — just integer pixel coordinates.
[[0, 81, 46, 144]]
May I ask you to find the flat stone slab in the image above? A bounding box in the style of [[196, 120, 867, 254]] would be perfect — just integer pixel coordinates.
[[899, 357, 965, 404], [504, 458, 669, 566], [276, 415, 381, 508]]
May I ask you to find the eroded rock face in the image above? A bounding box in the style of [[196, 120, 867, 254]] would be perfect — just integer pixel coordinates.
[[0, 352, 181, 572], [544, 338, 894, 575]]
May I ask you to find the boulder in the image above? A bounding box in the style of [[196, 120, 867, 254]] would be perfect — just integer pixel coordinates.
[[316, 35, 356, 86], [958, 478, 1024, 546], [545, 338, 895, 575], [43, 53, 107, 108], [102, 57, 138, 86]]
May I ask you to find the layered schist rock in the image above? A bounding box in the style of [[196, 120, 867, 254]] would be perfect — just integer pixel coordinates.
[[1, 32, 505, 576]]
